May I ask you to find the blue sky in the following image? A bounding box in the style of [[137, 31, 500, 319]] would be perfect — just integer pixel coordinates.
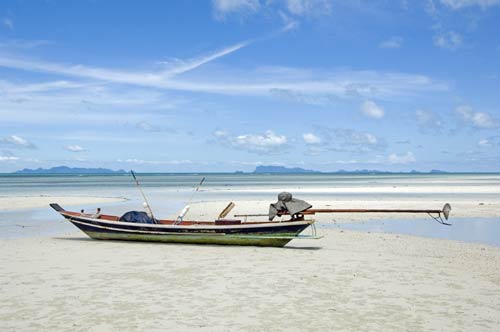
[[0, 0, 499, 172]]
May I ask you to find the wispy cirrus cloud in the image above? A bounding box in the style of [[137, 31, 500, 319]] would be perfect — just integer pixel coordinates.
[[159, 41, 251, 77], [0, 52, 449, 100], [0, 135, 36, 149], [0, 38, 251, 85]]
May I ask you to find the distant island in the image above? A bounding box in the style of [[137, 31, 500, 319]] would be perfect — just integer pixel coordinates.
[[14, 166, 127, 175], [251, 165, 448, 174], [253, 165, 322, 174]]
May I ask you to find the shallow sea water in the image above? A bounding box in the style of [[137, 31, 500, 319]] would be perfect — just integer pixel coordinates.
[[325, 217, 500, 247]]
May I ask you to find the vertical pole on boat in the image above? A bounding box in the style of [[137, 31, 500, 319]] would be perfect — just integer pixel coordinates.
[[187, 177, 205, 206], [174, 177, 206, 225], [130, 170, 157, 223]]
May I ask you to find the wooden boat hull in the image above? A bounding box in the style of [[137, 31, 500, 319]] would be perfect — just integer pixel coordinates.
[[56, 209, 314, 247]]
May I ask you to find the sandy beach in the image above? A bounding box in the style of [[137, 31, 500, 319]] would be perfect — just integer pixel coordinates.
[[1, 224, 499, 331], [1, 175, 500, 331]]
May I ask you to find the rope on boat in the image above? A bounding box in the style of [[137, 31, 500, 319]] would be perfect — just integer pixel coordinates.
[[427, 212, 451, 226]]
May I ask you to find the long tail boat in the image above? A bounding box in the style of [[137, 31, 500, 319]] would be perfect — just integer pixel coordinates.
[[49, 173, 451, 247], [49, 203, 319, 247], [49, 193, 451, 247]]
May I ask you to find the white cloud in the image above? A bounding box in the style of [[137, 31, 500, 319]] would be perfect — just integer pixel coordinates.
[[302, 133, 322, 144], [478, 139, 492, 147], [65, 145, 87, 152], [388, 151, 416, 164], [0, 135, 36, 149], [379, 36, 403, 49], [439, 0, 500, 9], [361, 100, 385, 119], [213, 130, 288, 154], [455, 105, 499, 128], [212, 0, 261, 19], [433, 31, 463, 50], [0, 155, 19, 161]]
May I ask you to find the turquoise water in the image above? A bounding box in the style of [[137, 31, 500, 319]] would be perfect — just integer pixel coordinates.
[[326, 218, 500, 247], [2, 173, 499, 196]]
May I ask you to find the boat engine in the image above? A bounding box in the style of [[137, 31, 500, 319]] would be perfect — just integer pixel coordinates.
[[269, 192, 312, 221]]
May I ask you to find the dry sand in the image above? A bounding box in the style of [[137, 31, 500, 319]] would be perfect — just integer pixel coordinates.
[[1, 195, 500, 331], [1, 227, 499, 331]]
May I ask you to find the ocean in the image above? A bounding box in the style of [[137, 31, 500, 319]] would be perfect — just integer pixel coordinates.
[[2, 172, 499, 197]]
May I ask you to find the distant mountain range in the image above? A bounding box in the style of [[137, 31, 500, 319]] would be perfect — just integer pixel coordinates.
[[14, 166, 127, 175], [252, 165, 448, 174], [11, 165, 450, 175], [253, 165, 322, 174]]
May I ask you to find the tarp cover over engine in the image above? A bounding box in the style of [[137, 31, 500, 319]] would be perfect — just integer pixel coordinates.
[[119, 211, 156, 224], [269, 192, 312, 221]]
